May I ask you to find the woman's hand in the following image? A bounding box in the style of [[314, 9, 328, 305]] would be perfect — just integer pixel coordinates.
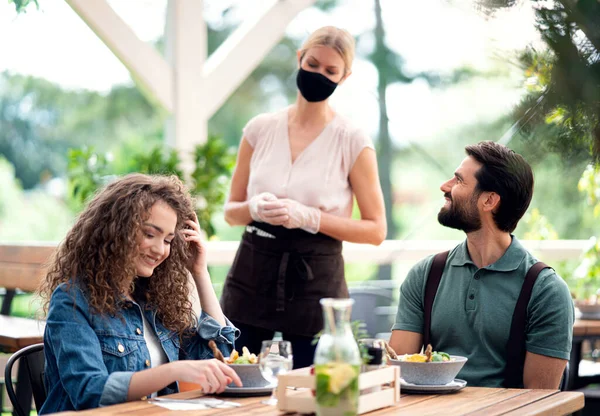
[[181, 213, 208, 279], [249, 192, 289, 225], [171, 359, 243, 394], [280, 199, 321, 234]]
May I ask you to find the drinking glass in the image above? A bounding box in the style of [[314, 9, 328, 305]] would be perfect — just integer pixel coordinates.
[[258, 340, 293, 406]]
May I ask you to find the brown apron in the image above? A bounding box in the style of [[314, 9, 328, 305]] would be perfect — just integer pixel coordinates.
[[220, 222, 347, 337]]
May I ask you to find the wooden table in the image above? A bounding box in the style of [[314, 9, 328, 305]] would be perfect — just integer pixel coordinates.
[[573, 319, 600, 337], [50, 386, 584, 416], [570, 319, 600, 390], [0, 315, 45, 353]]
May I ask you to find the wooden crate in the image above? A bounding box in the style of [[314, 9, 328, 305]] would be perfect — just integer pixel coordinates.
[[276, 365, 400, 415]]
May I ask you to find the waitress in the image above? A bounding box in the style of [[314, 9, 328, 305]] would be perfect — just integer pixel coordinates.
[[221, 26, 386, 369]]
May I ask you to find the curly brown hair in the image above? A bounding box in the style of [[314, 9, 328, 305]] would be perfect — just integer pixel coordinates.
[[39, 173, 197, 334]]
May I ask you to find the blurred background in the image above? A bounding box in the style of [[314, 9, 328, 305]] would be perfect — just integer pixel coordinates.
[[1, 0, 599, 309]]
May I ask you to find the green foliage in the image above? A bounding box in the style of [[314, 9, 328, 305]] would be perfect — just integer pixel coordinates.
[[8, 0, 38, 13], [521, 208, 559, 240], [0, 72, 164, 189], [190, 137, 237, 237], [571, 237, 600, 300], [132, 147, 183, 178], [579, 165, 600, 217], [0, 156, 73, 242], [67, 147, 111, 212], [481, 1, 600, 163], [66, 136, 235, 238], [570, 165, 600, 299]]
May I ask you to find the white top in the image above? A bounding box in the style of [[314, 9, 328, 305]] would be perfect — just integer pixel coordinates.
[[244, 107, 374, 218], [141, 312, 168, 397]]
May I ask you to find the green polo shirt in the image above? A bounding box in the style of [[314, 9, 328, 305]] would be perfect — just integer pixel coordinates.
[[392, 237, 574, 387]]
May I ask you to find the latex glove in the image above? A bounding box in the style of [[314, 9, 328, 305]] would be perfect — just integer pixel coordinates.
[[280, 199, 321, 234], [248, 192, 289, 225]]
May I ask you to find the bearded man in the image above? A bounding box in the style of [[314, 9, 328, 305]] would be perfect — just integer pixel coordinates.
[[389, 141, 574, 389]]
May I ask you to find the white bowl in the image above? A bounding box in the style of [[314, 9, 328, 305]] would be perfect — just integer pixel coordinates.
[[575, 303, 600, 314], [388, 355, 468, 385]]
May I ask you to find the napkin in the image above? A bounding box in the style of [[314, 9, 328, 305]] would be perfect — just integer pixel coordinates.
[[151, 398, 241, 410]]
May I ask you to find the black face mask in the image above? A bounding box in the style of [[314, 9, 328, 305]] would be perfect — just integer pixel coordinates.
[[296, 68, 338, 102]]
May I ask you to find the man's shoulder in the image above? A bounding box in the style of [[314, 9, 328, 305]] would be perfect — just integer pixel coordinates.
[[407, 253, 436, 279], [530, 264, 571, 299], [406, 245, 462, 281], [518, 247, 567, 288], [514, 250, 573, 306]]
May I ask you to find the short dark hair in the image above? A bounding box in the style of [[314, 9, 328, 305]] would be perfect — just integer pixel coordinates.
[[465, 141, 534, 233]]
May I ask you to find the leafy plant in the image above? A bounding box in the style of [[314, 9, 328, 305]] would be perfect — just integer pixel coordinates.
[[67, 147, 112, 212], [572, 237, 600, 302], [8, 0, 39, 13], [66, 136, 236, 238], [190, 137, 237, 237], [521, 208, 559, 241], [569, 165, 600, 301], [579, 165, 600, 218]]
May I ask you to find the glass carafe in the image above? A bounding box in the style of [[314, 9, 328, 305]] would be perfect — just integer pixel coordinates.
[[313, 298, 361, 416]]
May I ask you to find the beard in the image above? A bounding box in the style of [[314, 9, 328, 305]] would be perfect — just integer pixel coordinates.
[[438, 192, 482, 233]]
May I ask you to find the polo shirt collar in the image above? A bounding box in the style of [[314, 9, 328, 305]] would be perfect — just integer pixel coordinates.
[[450, 235, 527, 272]]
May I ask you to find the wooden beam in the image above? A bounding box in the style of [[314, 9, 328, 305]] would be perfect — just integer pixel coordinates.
[[65, 0, 174, 112], [202, 0, 317, 119], [164, 0, 207, 157]]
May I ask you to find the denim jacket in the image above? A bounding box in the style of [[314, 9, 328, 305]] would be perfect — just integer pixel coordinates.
[[39, 282, 239, 414]]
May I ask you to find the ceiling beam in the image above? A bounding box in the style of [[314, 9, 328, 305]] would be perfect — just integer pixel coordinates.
[[66, 0, 173, 112], [202, 0, 316, 119]]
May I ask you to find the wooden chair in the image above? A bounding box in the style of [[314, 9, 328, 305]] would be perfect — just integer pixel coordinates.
[[0, 244, 52, 314], [0, 244, 52, 416], [4, 343, 46, 416]]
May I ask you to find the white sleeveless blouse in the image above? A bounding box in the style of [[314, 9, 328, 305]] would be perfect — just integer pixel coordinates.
[[243, 107, 374, 218]]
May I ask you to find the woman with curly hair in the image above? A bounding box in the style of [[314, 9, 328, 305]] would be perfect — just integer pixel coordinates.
[[38, 173, 241, 414]]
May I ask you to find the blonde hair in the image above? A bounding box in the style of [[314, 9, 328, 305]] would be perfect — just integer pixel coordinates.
[[299, 26, 355, 75]]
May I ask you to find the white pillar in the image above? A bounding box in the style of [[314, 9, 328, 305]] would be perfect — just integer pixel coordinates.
[[165, 0, 207, 170]]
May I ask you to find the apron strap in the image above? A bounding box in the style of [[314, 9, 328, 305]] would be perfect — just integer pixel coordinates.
[[277, 253, 290, 312], [276, 253, 315, 312]]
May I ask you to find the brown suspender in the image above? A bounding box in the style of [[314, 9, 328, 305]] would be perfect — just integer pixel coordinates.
[[423, 251, 549, 388], [423, 251, 449, 349], [504, 261, 550, 387]]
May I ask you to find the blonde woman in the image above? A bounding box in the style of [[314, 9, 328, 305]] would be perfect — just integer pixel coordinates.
[[221, 26, 387, 368]]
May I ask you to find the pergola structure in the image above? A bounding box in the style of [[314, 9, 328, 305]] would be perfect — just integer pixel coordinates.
[[65, 0, 316, 162]]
